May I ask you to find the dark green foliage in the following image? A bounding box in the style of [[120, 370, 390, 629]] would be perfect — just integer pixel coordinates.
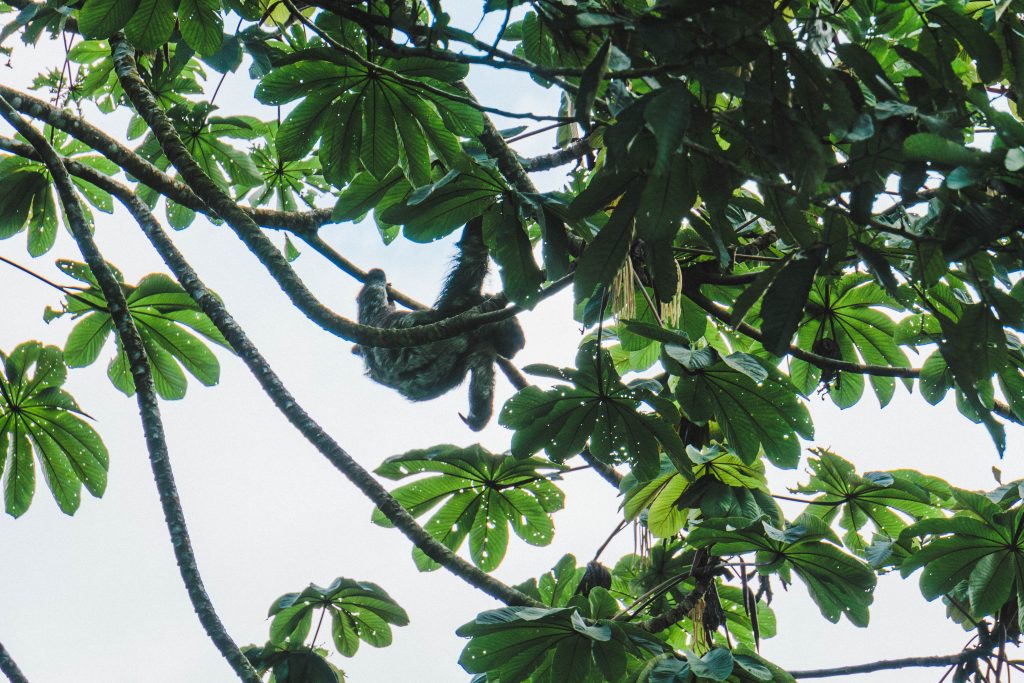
[[7, 0, 1024, 679]]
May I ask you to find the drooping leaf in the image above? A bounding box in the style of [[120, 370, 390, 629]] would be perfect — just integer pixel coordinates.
[[371, 444, 565, 572], [268, 577, 409, 658], [0, 342, 109, 516]]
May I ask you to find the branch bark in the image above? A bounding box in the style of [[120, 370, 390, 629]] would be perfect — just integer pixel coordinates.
[[789, 652, 974, 678], [93, 153, 540, 608], [0, 95, 261, 683], [0, 640, 30, 683], [637, 574, 714, 633], [107, 40, 528, 349]]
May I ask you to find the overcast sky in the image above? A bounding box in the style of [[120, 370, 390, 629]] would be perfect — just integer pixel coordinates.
[[0, 4, 1021, 682]]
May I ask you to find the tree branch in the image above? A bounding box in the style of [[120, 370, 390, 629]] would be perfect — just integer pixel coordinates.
[[0, 640, 30, 683], [0, 133, 541, 396], [637, 574, 714, 633], [94, 152, 540, 609], [108, 39, 529, 349], [0, 94, 260, 683], [789, 652, 975, 678], [521, 137, 594, 173]]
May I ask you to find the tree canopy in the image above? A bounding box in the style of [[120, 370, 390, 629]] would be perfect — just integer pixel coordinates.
[[2, 0, 1024, 681]]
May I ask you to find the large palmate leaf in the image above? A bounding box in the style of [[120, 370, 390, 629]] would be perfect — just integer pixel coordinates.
[[0, 342, 109, 516], [795, 449, 938, 554], [457, 601, 665, 683], [79, 0, 224, 55], [377, 166, 507, 242], [371, 444, 565, 572], [500, 341, 686, 481], [267, 577, 409, 658], [633, 648, 790, 683], [902, 489, 1024, 627], [256, 53, 481, 188], [0, 131, 116, 255], [689, 517, 877, 626], [248, 120, 329, 213], [672, 354, 813, 468], [136, 102, 263, 211], [622, 448, 780, 538], [48, 263, 230, 400], [789, 274, 911, 408]]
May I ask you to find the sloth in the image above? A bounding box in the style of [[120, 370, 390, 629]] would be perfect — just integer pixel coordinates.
[[354, 218, 525, 430]]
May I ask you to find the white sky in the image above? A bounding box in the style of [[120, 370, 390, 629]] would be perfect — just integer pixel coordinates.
[[0, 4, 1021, 682]]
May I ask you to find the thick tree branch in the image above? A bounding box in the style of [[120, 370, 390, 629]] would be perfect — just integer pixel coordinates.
[[521, 137, 594, 172], [455, 81, 540, 198], [789, 652, 975, 678], [0, 640, 30, 683], [637, 574, 715, 633], [96, 157, 540, 609], [0, 133, 540, 396], [108, 39, 529, 349], [0, 95, 260, 683]]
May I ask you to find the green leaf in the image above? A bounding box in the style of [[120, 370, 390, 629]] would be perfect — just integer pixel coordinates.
[[690, 522, 876, 626], [688, 648, 733, 681], [643, 84, 690, 177], [360, 80, 400, 179], [761, 249, 822, 356], [484, 202, 544, 307], [332, 170, 410, 223], [78, 0, 138, 38], [502, 342, 685, 481], [51, 268, 229, 400], [903, 504, 1024, 620], [903, 133, 987, 167], [371, 444, 564, 572], [123, 0, 175, 51], [378, 167, 504, 242], [795, 449, 936, 551], [0, 342, 109, 516], [573, 183, 641, 303], [674, 361, 813, 468], [575, 39, 610, 131], [268, 577, 408, 659], [178, 0, 223, 55], [930, 5, 1002, 83], [457, 607, 662, 683], [0, 171, 47, 240], [835, 43, 897, 100]]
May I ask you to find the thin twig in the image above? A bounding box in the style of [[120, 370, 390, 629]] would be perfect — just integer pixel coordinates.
[[686, 289, 1024, 425], [790, 652, 976, 679]]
